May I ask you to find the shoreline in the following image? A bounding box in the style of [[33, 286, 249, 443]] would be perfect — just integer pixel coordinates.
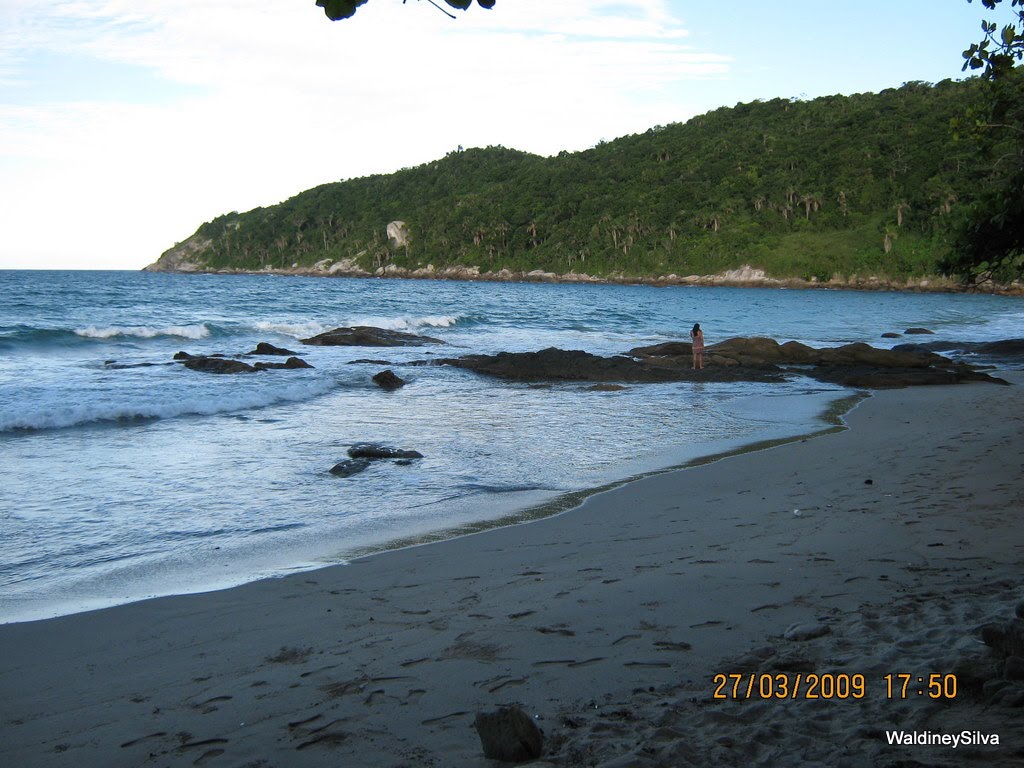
[[0, 388, 859, 627], [1, 375, 1022, 765], [141, 262, 1024, 297]]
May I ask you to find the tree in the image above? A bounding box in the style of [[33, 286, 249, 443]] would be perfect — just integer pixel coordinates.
[[962, 0, 1024, 77], [316, 0, 495, 21], [946, 0, 1024, 285]]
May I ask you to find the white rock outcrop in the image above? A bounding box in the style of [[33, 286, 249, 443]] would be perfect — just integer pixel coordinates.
[[386, 221, 410, 249]]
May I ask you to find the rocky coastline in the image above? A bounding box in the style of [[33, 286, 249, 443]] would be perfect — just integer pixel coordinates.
[[142, 255, 1024, 296]]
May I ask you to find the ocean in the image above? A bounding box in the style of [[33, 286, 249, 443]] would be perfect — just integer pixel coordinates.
[[1, 270, 1020, 623]]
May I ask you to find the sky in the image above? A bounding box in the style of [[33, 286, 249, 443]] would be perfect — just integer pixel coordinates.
[[0, 0, 1011, 270]]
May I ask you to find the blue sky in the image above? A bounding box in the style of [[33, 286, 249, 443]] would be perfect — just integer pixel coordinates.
[[0, 0, 1010, 269]]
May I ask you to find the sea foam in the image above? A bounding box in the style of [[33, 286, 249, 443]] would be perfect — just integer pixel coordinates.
[[346, 314, 462, 332], [74, 324, 211, 340]]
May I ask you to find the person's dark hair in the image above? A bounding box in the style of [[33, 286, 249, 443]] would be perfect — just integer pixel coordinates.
[[692, 323, 701, 334]]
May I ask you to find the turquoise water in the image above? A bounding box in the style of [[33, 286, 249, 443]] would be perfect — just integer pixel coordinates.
[[1, 270, 1020, 622]]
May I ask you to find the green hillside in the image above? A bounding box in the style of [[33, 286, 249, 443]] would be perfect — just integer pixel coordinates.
[[153, 75, 1021, 284]]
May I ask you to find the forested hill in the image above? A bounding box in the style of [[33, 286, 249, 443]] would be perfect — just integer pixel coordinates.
[[149, 76, 1018, 285]]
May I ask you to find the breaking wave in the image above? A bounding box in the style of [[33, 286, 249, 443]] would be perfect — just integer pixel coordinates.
[[74, 324, 211, 340], [0, 378, 336, 433]]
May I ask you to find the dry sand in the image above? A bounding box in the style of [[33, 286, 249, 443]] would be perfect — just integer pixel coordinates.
[[2, 373, 1023, 767]]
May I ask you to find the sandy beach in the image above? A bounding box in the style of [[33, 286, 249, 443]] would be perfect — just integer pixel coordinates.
[[2, 372, 1023, 767]]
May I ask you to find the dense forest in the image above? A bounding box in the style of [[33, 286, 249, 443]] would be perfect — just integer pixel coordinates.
[[151, 73, 1023, 286]]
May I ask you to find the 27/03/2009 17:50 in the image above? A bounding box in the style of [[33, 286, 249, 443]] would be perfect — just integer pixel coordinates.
[[711, 672, 958, 700]]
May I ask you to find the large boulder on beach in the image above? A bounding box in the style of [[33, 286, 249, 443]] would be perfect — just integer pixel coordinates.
[[473, 705, 544, 762], [301, 326, 443, 347]]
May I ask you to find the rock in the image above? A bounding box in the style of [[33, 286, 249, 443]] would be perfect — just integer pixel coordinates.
[[429, 337, 1006, 389], [986, 681, 1024, 707], [881, 332, 901, 338], [372, 370, 405, 389], [104, 361, 165, 369], [627, 341, 692, 358], [1005, 656, 1024, 680], [301, 326, 443, 347], [347, 444, 423, 460], [473, 705, 544, 762], [249, 342, 298, 356], [951, 656, 995, 697], [327, 258, 369, 276], [783, 622, 831, 641], [329, 458, 371, 478], [1016, 599, 1024, 620], [431, 347, 780, 384], [182, 356, 259, 374], [980, 621, 1024, 657], [904, 327, 935, 334], [254, 356, 314, 370], [894, 338, 1024, 362], [386, 220, 410, 249]]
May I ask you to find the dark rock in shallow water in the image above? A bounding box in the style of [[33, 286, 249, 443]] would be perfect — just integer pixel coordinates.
[[254, 356, 313, 370], [347, 444, 423, 460], [429, 346, 781, 384], [904, 327, 935, 334], [104, 360, 167, 369], [248, 342, 298, 356], [372, 369, 405, 389], [301, 326, 443, 347], [894, 338, 1024, 362], [424, 337, 1007, 389], [182, 356, 259, 374], [329, 458, 371, 478], [473, 705, 544, 762], [881, 332, 901, 338]]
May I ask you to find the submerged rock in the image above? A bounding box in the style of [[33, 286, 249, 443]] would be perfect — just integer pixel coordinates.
[[301, 326, 443, 347], [329, 458, 372, 478]]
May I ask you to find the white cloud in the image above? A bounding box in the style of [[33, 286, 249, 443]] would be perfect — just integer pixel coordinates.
[[0, 0, 730, 268]]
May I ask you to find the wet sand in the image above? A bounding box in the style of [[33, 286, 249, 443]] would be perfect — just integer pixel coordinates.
[[1, 373, 1022, 767]]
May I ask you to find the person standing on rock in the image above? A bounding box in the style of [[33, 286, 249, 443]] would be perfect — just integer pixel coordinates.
[[690, 323, 705, 370]]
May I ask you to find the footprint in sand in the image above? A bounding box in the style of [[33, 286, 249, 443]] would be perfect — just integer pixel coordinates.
[[119, 732, 168, 749]]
